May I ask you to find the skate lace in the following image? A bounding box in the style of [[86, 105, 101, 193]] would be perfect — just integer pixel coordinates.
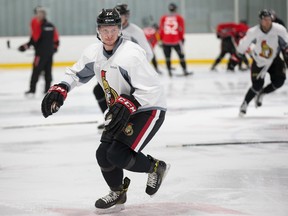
[[101, 191, 119, 204], [147, 172, 158, 188]]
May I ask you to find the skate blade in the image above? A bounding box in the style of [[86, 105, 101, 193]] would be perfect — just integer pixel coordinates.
[[94, 204, 125, 215], [150, 163, 171, 198]]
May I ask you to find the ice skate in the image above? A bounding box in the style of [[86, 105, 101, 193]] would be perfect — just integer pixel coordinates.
[[146, 155, 170, 196], [255, 91, 264, 108], [239, 101, 248, 117], [95, 177, 130, 214], [24, 90, 35, 98]]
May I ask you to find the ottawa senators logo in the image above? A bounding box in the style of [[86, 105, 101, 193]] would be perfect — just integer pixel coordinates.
[[124, 123, 134, 136], [259, 40, 273, 59], [101, 70, 118, 107]]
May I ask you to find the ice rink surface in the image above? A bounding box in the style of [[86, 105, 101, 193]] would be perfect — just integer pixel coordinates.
[[1, 65, 288, 216]]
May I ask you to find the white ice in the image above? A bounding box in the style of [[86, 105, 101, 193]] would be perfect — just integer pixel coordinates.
[[0, 65, 288, 216]]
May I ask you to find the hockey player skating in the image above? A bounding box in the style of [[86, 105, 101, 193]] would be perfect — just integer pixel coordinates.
[[93, 3, 154, 131], [211, 22, 238, 71], [41, 8, 169, 213], [159, 3, 191, 77], [234, 9, 288, 116]]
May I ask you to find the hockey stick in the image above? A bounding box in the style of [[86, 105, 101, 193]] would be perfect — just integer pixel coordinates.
[[166, 140, 288, 148], [6, 39, 18, 51], [2, 120, 98, 130]]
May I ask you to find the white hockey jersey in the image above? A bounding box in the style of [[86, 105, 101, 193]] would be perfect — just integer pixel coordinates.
[[61, 38, 166, 112], [122, 23, 154, 61], [237, 23, 288, 70]]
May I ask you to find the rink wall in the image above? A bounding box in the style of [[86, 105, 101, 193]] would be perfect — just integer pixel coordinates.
[[0, 34, 225, 69]]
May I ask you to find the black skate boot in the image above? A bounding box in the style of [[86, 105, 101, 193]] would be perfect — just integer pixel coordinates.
[[146, 155, 170, 196], [95, 177, 130, 213]]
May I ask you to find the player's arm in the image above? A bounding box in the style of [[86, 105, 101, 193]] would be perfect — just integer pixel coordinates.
[[53, 27, 60, 52], [277, 25, 288, 67], [178, 15, 185, 42]]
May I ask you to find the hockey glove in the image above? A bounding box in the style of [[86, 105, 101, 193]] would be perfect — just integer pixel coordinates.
[[18, 43, 29, 52], [104, 94, 140, 135], [41, 83, 68, 118]]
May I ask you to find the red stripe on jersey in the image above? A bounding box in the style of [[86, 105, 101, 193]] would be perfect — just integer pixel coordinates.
[[131, 110, 157, 150]]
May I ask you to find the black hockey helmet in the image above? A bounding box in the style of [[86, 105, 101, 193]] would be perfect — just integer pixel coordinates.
[[96, 8, 121, 27], [115, 3, 130, 15], [168, 3, 177, 12], [258, 9, 272, 19]]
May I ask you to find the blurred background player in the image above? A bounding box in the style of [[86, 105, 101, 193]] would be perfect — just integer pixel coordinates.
[[19, 6, 59, 96], [93, 3, 154, 131], [210, 22, 238, 71], [159, 3, 191, 77], [143, 23, 163, 74], [236, 9, 288, 116], [232, 20, 250, 71], [269, 9, 286, 27]]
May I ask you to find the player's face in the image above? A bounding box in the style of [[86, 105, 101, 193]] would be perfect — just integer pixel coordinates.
[[98, 25, 120, 49], [260, 16, 272, 32]]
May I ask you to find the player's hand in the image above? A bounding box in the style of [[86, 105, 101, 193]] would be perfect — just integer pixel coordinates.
[[104, 94, 140, 135], [18, 44, 29, 52], [41, 83, 68, 118]]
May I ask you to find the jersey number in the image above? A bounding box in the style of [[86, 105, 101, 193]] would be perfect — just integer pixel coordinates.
[[164, 18, 178, 35]]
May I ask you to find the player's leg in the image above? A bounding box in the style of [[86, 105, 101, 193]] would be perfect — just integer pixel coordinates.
[[163, 45, 172, 76], [26, 55, 46, 96], [113, 110, 168, 196], [227, 37, 237, 71], [255, 56, 286, 107], [95, 139, 127, 210], [174, 43, 191, 75], [151, 52, 162, 74], [239, 61, 264, 116], [211, 40, 227, 71], [93, 83, 108, 130], [43, 55, 53, 93]]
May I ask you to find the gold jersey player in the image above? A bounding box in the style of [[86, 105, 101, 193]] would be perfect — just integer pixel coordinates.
[[41, 8, 169, 213]]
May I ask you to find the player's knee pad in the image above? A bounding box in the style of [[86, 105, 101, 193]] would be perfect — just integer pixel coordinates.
[[252, 79, 265, 92], [96, 143, 114, 171], [272, 78, 285, 89], [93, 84, 105, 101], [106, 141, 135, 169]]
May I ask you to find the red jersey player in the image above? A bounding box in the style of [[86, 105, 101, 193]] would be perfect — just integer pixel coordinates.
[[143, 23, 162, 74], [159, 3, 191, 77], [211, 22, 238, 71]]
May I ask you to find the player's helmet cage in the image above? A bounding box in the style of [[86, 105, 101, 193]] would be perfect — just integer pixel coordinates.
[[115, 3, 130, 15], [258, 9, 272, 19], [97, 8, 122, 27], [169, 3, 177, 12]]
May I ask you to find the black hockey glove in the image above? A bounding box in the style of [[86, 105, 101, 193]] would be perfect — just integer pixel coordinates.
[[104, 94, 140, 135], [41, 83, 68, 118], [18, 43, 29, 52]]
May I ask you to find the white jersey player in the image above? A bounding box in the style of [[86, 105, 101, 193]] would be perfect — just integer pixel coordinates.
[[115, 3, 153, 61], [93, 3, 154, 131], [41, 8, 169, 213], [236, 9, 288, 116]]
